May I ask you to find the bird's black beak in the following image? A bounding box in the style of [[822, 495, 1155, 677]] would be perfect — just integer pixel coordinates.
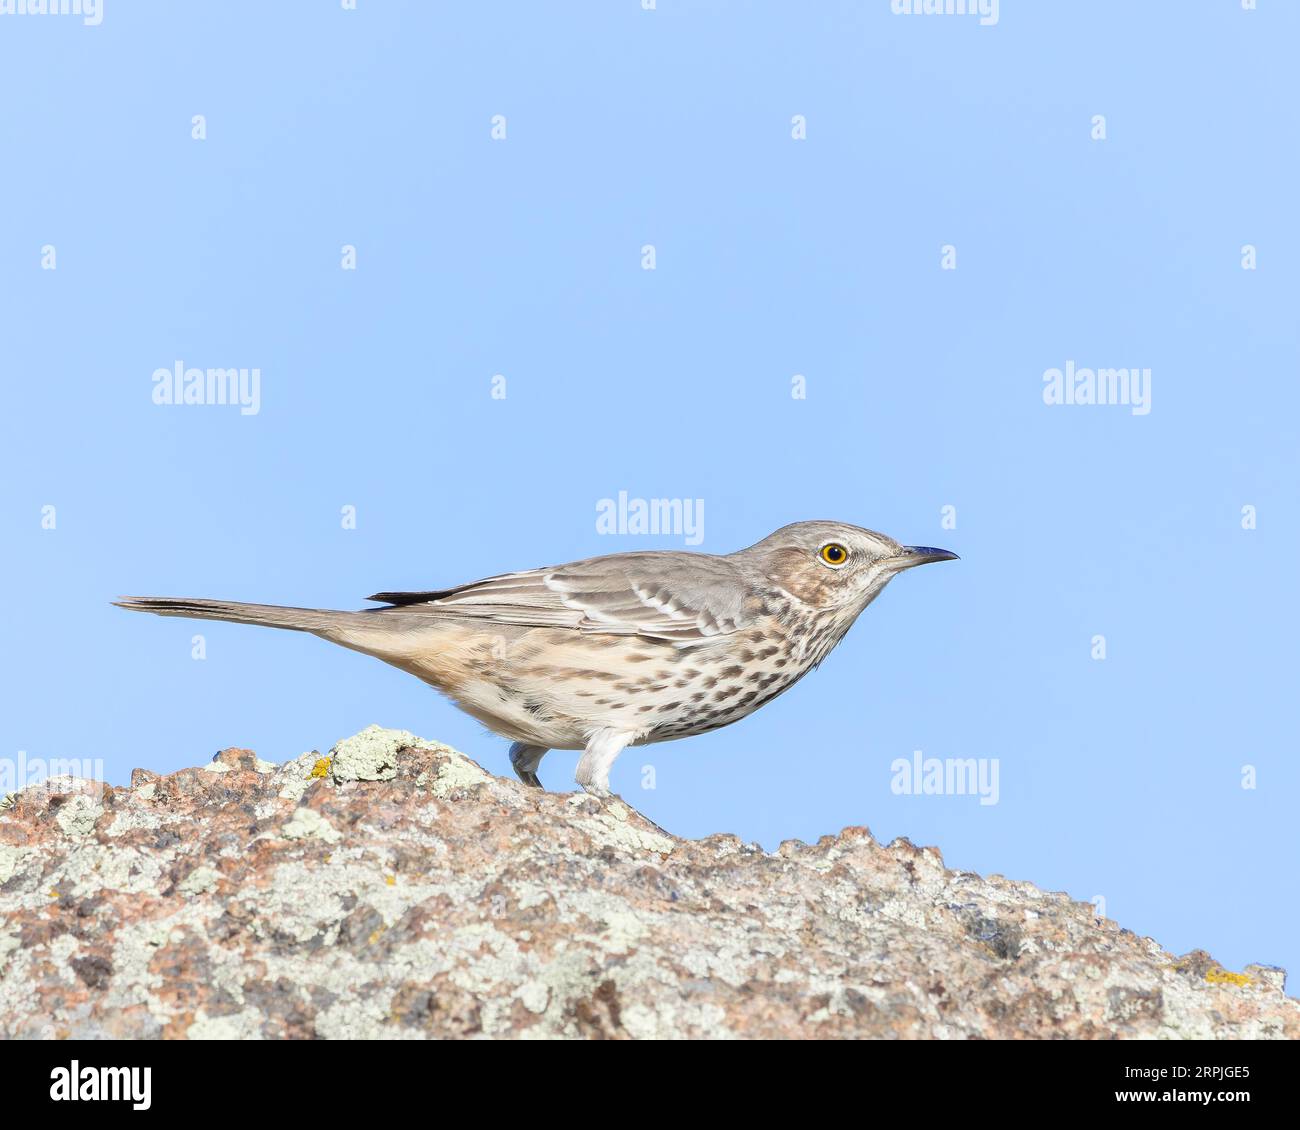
[[895, 546, 960, 569]]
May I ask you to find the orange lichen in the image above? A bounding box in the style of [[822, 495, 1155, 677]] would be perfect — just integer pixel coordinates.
[[1205, 967, 1253, 988]]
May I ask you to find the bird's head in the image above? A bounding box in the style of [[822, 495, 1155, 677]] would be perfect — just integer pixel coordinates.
[[739, 520, 958, 614]]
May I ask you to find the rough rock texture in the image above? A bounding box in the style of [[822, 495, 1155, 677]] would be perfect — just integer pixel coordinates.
[[1, 726, 1295, 1039]]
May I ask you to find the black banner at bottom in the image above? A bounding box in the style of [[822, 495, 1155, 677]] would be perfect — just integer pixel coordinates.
[[1, 1036, 1290, 1115]]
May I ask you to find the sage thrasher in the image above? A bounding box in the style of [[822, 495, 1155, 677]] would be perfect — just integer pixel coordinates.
[[116, 521, 957, 795]]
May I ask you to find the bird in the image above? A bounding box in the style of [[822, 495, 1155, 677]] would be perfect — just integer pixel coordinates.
[[115, 521, 957, 796]]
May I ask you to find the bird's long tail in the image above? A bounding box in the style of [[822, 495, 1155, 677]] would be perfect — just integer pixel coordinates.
[[113, 597, 375, 636]]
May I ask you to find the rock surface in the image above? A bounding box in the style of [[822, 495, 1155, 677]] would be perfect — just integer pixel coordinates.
[[0, 726, 1295, 1039]]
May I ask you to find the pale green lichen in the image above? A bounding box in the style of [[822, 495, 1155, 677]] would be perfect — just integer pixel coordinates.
[[177, 866, 221, 897], [58, 843, 169, 900], [584, 803, 675, 856], [54, 794, 101, 838], [427, 754, 493, 798], [515, 980, 550, 1014], [187, 1008, 265, 1040], [281, 807, 342, 844], [329, 725, 415, 782], [275, 752, 326, 802], [0, 845, 29, 886]]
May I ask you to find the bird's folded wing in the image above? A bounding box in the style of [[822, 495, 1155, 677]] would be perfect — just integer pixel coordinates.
[[367, 553, 752, 642]]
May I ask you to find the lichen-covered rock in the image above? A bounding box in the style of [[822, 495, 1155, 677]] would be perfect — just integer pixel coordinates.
[[0, 727, 1294, 1039]]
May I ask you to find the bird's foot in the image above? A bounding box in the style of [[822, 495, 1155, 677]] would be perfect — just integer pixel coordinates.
[[574, 729, 634, 799], [509, 743, 549, 790]]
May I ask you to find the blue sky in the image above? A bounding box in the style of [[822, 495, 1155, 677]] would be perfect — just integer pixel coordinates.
[[3, 1, 1297, 986]]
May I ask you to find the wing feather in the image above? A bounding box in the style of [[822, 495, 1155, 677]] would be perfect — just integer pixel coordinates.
[[367, 553, 753, 642]]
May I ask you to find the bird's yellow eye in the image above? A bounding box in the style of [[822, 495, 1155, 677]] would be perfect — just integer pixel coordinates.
[[819, 543, 849, 566]]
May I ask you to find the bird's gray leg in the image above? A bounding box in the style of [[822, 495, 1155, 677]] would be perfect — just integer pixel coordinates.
[[574, 729, 634, 798], [509, 743, 549, 789]]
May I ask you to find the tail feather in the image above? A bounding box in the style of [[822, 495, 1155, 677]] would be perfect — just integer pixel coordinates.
[[114, 597, 370, 635]]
